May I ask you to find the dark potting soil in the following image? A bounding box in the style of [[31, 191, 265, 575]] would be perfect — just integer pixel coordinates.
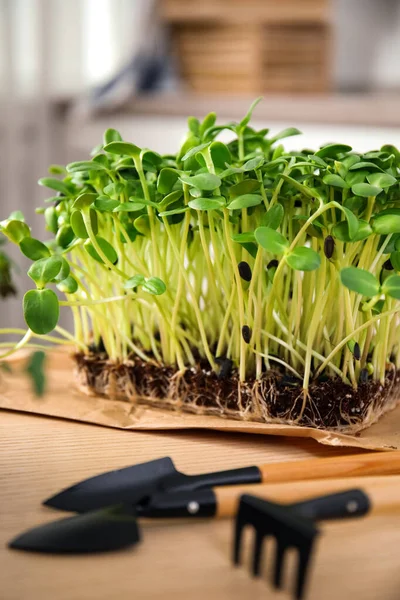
[[74, 352, 400, 432]]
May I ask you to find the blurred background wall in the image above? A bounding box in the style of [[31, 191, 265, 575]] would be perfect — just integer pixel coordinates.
[[4, 0, 400, 96], [2, 0, 400, 333], [335, 0, 400, 90]]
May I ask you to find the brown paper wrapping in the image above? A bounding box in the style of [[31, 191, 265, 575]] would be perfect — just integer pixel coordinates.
[[1, 348, 400, 451]]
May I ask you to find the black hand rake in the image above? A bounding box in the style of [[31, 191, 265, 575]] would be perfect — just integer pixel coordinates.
[[234, 489, 370, 599]]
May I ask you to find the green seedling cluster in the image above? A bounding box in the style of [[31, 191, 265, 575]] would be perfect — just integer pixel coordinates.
[[2, 98, 400, 393]]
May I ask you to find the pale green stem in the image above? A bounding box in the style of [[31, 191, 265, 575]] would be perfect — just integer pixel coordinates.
[[0, 329, 33, 360]]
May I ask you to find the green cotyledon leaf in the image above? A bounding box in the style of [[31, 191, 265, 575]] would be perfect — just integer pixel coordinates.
[[23, 289, 60, 334], [180, 173, 221, 191], [28, 256, 63, 288], [254, 227, 289, 254], [286, 247, 321, 271], [340, 267, 380, 297]]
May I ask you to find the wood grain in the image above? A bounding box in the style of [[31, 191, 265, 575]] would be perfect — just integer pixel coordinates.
[[1, 410, 400, 600], [259, 450, 400, 483]]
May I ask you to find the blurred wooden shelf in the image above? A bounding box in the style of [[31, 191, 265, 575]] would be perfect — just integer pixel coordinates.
[[161, 0, 331, 24], [92, 92, 400, 128], [161, 0, 332, 94]]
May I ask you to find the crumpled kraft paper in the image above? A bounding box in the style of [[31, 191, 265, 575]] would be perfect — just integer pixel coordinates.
[[1, 348, 400, 451]]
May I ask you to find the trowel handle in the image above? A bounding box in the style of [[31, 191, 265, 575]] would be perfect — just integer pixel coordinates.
[[258, 450, 400, 484], [182, 451, 400, 494]]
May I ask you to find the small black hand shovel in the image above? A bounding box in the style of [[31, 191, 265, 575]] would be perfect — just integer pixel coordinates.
[[9, 505, 140, 554], [43, 456, 261, 513], [43, 451, 400, 513]]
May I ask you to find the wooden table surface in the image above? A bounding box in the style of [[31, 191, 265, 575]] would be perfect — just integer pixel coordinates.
[[1, 410, 400, 600]]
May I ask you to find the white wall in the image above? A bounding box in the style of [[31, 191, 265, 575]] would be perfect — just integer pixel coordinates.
[[335, 0, 400, 90], [3, 0, 157, 97]]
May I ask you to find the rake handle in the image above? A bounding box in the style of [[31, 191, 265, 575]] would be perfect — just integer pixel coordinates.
[[215, 474, 400, 518], [259, 450, 400, 484]]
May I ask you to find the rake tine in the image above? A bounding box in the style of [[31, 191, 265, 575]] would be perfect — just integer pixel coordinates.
[[295, 540, 315, 600], [233, 519, 244, 565], [273, 539, 287, 589], [251, 530, 265, 577], [234, 495, 260, 565]]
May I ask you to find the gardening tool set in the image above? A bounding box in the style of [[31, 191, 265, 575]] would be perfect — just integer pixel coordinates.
[[9, 451, 400, 598]]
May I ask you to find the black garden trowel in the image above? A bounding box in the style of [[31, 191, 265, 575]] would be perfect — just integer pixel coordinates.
[[9, 505, 141, 554], [43, 450, 400, 513], [43, 456, 261, 513]]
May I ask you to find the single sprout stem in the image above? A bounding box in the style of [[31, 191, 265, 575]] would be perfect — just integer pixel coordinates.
[[0, 329, 33, 360]]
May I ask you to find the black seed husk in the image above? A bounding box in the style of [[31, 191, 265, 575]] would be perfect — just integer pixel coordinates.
[[242, 325, 252, 343], [215, 357, 233, 379], [353, 343, 361, 360], [324, 235, 335, 259], [238, 261, 252, 282], [383, 258, 394, 271], [267, 259, 279, 269], [360, 368, 369, 383]]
